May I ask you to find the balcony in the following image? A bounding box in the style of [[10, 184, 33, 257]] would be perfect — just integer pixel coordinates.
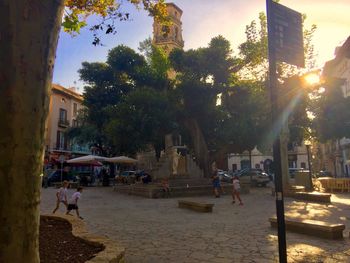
[[58, 119, 69, 128], [71, 144, 91, 154]]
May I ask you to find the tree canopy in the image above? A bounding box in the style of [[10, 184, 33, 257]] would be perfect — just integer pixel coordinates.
[[70, 42, 174, 156]]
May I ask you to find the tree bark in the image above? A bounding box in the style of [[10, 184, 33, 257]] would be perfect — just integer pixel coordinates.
[[0, 1, 64, 262], [183, 118, 210, 177]]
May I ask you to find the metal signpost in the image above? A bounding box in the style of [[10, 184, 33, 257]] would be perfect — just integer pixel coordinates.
[[266, 1, 304, 262], [59, 154, 65, 183]]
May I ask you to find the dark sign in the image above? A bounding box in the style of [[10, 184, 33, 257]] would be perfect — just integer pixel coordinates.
[[268, 0, 304, 67]]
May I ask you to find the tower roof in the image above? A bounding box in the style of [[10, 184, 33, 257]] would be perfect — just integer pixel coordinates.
[[166, 2, 183, 15]]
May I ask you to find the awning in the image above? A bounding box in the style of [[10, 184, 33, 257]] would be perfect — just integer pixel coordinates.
[[105, 156, 138, 164], [66, 155, 107, 164]]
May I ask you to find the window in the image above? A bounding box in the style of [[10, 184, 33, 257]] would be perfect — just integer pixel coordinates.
[[301, 162, 306, 169], [161, 25, 169, 38], [175, 27, 178, 39], [59, 108, 67, 122], [73, 103, 78, 117], [232, 164, 237, 171], [56, 131, 67, 150], [72, 119, 78, 127]]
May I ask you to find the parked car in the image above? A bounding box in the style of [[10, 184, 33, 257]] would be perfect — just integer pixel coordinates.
[[315, 170, 332, 178], [47, 170, 76, 186], [218, 170, 232, 183], [237, 168, 270, 187]]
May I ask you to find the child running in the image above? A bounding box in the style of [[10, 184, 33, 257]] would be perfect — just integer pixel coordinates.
[[66, 187, 83, 219], [52, 180, 69, 214], [232, 176, 243, 205]]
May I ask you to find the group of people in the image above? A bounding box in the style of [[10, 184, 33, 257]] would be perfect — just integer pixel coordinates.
[[211, 162, 243, 205], [52, 181, 84, 219]]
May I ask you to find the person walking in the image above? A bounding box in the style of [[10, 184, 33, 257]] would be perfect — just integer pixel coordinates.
[[66, 187, 84, 219], [232, 176, 243, 205], [211, 162, 221, 198], [52, 180, 69, 214]]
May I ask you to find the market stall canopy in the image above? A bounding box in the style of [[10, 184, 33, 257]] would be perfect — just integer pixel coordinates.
[[105, 156, 138, 164], [66, 155, 107, 164]]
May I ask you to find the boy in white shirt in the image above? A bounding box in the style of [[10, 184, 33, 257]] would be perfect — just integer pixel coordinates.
[[232, 176, 243, 205], [52, 180, 69, 214], [66, 187, 83, 219]]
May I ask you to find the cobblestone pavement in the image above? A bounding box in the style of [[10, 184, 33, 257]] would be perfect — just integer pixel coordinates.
[[41, 187, 350, 263]]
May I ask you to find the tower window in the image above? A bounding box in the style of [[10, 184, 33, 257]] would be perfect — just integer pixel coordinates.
[[175, 27, 178, 39], [162, 25, 170, 38]]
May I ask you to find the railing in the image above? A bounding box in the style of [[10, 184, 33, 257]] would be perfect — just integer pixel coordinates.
[[49, 144, 91, 154], [71, 144, 91, 154], [58, 119, 69, 127], [316, 178, 350, 192]]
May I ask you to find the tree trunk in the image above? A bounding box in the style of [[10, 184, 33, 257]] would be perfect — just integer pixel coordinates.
[[183, 118, 210, 177], [0, 1, 64, 262]]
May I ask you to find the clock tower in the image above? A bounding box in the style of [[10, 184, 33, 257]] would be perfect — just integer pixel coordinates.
[[153, 3, 184, 54]]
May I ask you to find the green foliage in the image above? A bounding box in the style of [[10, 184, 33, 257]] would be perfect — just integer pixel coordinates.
[[169, 36, 237, 145], [70, 43, 174, 155], [221, 80, 270, 153], [236, 9, 318, 149], [105, 87, 175, 155], [313, 78, 350, 141]]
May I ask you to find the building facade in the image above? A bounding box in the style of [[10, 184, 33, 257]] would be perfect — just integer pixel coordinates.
[[320, 36, 350, 177], [45, 84, 90, 164], [153, 3, 184, 54], [228, 144, 310, 173]]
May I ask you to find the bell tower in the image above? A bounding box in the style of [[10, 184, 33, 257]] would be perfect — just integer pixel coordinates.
[[153, 3, 184, 54]]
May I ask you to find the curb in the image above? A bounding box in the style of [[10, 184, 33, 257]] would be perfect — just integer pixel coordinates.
[[41, 214, 125, 263]]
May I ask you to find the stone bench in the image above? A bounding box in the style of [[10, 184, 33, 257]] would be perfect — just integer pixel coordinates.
[[285, 191, 331, 203], [269, 217, 345, 239], [178, 200, 214, 213]]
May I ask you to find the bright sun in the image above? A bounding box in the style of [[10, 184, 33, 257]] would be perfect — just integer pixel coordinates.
[[304, 73, 320, 86]]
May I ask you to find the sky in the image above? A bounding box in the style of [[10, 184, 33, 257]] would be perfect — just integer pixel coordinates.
[[53, 0, 350, 92]]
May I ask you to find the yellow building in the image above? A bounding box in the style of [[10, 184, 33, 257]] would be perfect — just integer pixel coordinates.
[[45, 84, 89, 163]]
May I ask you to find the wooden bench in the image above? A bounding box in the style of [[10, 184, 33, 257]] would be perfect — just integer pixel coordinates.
[[285, 191, 331, 203], [178, 200, 214, 213], [269, 217, 345, 239]]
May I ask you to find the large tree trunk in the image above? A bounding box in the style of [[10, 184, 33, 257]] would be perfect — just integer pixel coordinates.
[[0, 1, 64, 262], [183, 118, 210, 177]]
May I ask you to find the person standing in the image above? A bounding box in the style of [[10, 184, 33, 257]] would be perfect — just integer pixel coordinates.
[[52, 180, 69, 213], [66, 187, 83, 219], [211, 162, 221, 198], [232, 176, 243, 205]]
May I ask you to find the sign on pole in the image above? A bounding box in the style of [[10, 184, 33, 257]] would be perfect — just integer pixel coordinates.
[[267, 1, 304, 262], [269, 0, 304, 67]]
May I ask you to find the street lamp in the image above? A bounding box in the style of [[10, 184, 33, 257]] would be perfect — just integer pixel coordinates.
[[304, 140, 313, 191]]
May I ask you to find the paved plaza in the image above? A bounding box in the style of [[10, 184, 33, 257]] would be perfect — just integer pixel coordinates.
[[40, 187, 350, 263]]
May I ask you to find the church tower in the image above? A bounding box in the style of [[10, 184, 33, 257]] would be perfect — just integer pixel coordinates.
[[153, 3, 184, 54]]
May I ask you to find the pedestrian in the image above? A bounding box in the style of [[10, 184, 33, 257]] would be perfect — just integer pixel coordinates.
[[211, 162, 220, 198], [52, 180, 69, 214], [161, 177, 170, 197], [66, 187, 84, 219], [232, 176, 243, 205]]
